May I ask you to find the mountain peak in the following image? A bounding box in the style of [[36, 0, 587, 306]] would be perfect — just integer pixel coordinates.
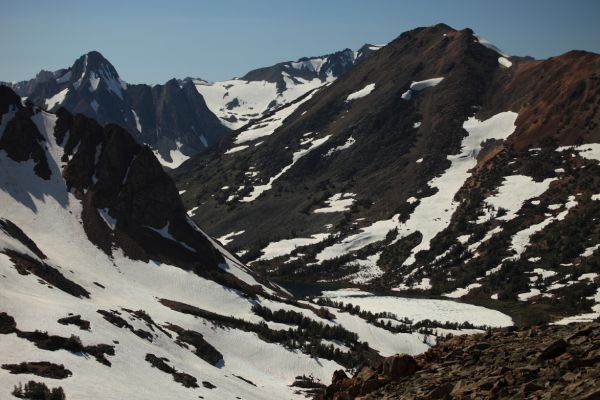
[[67, 50, 125, 102], [432, 22, 455, 31], [72, 50, 120, 80]]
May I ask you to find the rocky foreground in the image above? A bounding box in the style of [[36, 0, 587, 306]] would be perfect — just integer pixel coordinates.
[[318, 321, 600, 399]]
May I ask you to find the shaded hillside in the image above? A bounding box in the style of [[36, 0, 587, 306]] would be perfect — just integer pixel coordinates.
[[3, 51, 230, 167]]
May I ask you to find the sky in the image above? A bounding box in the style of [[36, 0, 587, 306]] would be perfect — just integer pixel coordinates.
[[1, 0, 599, 84]]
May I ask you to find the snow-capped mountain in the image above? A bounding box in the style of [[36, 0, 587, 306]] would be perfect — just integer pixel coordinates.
[[190, 44, 383, 129], [4, 51, 229, 168], [175, 24, 600, 325], [1, 84, 513, 399]]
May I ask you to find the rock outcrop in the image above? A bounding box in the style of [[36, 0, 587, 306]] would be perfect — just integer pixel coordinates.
[[319, 321, 600, 399]]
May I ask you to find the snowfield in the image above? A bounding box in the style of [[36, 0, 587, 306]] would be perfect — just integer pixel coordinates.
[[45, 87, 69, 110], [0, 109, 344, 399], [195, 76, 324, 131], [320, 290, 513, 327], [258, 233, 330, 261], [233, 89, 319, 145], [477, 175, 556, 223]]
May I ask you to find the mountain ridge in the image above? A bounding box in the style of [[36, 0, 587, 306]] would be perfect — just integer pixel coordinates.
[[4, 51, 230, 168], [174, 23, 600, 325]]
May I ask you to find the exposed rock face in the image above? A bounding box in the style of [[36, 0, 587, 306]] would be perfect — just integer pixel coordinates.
[[381, 353, 419, 380], [0, 313, 17, 334], [0, 99, 51, 179], [319, 321, 600, 399], [0, 86, 270, 296], [126, 78, 229, 161], [4, 51, 230, 165], [321, 354, 418, 399], [52, 106, 225, 271]]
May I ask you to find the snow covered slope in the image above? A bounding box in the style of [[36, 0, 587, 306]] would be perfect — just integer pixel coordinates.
[[192, 44, 383, 129], [0, 86, 512, 399], [0, 89, 330, 399]]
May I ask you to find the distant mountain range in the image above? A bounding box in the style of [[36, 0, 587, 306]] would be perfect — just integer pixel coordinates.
[[189, 44, 383, 129], [5, 51, 228, 168], [4, 44, 381, 167]]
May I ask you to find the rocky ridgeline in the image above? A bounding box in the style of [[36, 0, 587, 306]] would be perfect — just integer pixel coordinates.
[[318, 321, 600, 399]]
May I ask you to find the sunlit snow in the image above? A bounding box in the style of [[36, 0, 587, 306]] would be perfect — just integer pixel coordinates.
[[345, 83, 375, 102]]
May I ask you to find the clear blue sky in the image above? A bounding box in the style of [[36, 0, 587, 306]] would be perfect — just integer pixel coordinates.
[[1, 0, 599, 84]]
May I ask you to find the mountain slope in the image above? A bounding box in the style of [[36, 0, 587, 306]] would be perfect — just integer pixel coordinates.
[[174, 24, 600, 323], [4, 51, 230, 168], [0, 85, 515, 399], [0, 86, 332, 399]]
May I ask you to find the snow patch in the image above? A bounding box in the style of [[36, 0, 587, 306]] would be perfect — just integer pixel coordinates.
[[153, 141, 190, 169], [314, 193, 356, 213], [225, 145, 250, 154], [45, 87, 69, 110], [217, 230, 245, 246], [324, 136, 355, 157], [557, 143, 600, 162], [401, 77, 444, 100], [98, 208, 116, 230], [498, 57, 512, 68], [132, 110, 142, 132], [146, 222, 195, 252], [90, 99, 99, 113], [345, 83, 375, 102], [443, 283, 482, 299], [345, 253, 384, 284], [259, 233, 330, 261], [477, 175, 555, 223], [508, 196, 578, 259]]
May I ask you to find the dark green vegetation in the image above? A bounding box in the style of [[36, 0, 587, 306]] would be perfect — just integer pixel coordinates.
[[2, 362, 72, 379], [12, 381, 65, 400], [161, 299, 380, 368]]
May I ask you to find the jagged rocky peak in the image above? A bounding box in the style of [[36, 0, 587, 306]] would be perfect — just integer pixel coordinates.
[[68, 50, 125, 95], [4, 50, 231, 168]]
